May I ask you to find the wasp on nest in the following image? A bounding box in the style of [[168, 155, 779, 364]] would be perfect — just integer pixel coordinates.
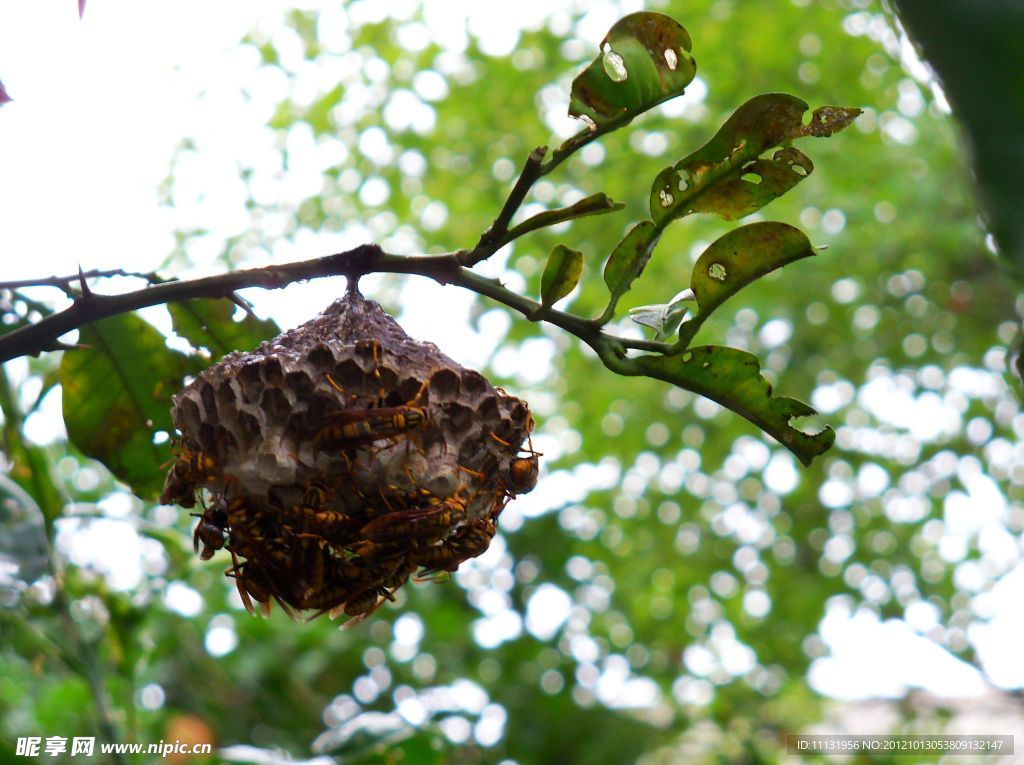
[[159, 290, 538, 624]]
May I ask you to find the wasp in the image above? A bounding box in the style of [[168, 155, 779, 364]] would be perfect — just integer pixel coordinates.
[[360, 495, 468, 544], [313, 372, 430, 451], [458, 432, 541, 507], [334, 559, 418, 627], [496, 432, 542, 497], [313, 406, 429, 450], [226, 554, 298, 620], [507, 453, 540, 495], [411, 516, 497, 576], [160, 446, 221, 507], [191, 498, 229, 560]]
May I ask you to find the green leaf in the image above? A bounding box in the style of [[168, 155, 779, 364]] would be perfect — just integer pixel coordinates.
[[690, 222, 817, 318], [650, 93, 861, 224], [169, 298, 279, 358], [569, 12, 696, 131], [540, 245, 584, 308], [601, 221, 660, 322], [508, 192, 625, 241], [60, 314, 192, 500], [629, 345, 835, 466]]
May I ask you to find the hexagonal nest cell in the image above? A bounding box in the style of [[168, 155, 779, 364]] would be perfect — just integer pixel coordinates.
[[160, 291, 537, 622]]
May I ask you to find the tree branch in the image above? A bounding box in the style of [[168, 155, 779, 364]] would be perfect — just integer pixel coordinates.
[[0, 268, 163, 292], [463, 145, 549, 266], [0, 237, 659, 378], [0, 245, 440, 363]]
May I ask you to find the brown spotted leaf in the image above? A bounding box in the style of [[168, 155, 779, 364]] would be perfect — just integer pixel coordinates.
[[627, 345, 834, 466], [569, 12, 696, 132], [691, 222, 816, 318], [650, 93, 861, 224]]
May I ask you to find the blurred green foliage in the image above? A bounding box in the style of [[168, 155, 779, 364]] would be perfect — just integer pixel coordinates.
[[2, 2, 1021, 764]]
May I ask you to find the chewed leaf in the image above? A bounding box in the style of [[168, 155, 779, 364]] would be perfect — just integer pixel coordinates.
[[541, 245, 584, 308], [601, 221, 660, 322], [61, 314, 193, 499], [691, 147, 813, 220], [650, 93, 861, 224], [169, 298, 279, 358], [804, 105, 862, 137], [569, 12, 696, 131], [691, 222, 816, 317], [629, 345, 834, 465]]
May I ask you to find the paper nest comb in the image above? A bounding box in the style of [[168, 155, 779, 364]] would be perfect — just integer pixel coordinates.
[[159, 291, 537, 622]]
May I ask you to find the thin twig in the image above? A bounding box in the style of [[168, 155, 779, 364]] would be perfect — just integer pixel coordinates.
[[463, 146, 549, 266], [0, 268, 163, 291], [0, 244, 398, 363]]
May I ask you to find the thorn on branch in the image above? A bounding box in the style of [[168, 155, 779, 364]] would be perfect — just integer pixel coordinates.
[[77, 266, 93, 300]]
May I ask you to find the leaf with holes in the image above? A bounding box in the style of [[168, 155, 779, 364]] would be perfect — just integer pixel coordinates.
[[628, 345, 834, 466], [601, 221, 660, 322], [650, 93, 861, 224], [60, 314, 192, 499], [569, 12, 696, 132], [169, 299, 279, 358], [540, 245, 584, 308], [691, 222, 816, 318]]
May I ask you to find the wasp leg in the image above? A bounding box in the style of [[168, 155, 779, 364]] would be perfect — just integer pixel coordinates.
[[226, 550, 261, 617]]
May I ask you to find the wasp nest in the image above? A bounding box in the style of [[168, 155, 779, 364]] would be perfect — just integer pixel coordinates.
[[159, 291, 537, 622]]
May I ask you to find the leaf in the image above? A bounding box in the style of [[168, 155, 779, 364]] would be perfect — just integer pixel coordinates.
[[0, 77, 11, 105], [660, 288, 697, 339], [569, 12, 696, 131], [629, 289, 696, 339], [601, 221, 660, 321], [628, 304, 668, 332], [509, 193, 625, 240], [60, 314, 193, 500], [690, 147, 814, 220], [540, 245, 584, 308], [650, 93, 861, 224], [0, 472, 49, 587], [168, 298, 279, 358], [629, 346, 834, 466], [690, 222, 816, 318]]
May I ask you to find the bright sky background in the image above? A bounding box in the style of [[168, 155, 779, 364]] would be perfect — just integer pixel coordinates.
[[1, 0, 1021, 722]]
